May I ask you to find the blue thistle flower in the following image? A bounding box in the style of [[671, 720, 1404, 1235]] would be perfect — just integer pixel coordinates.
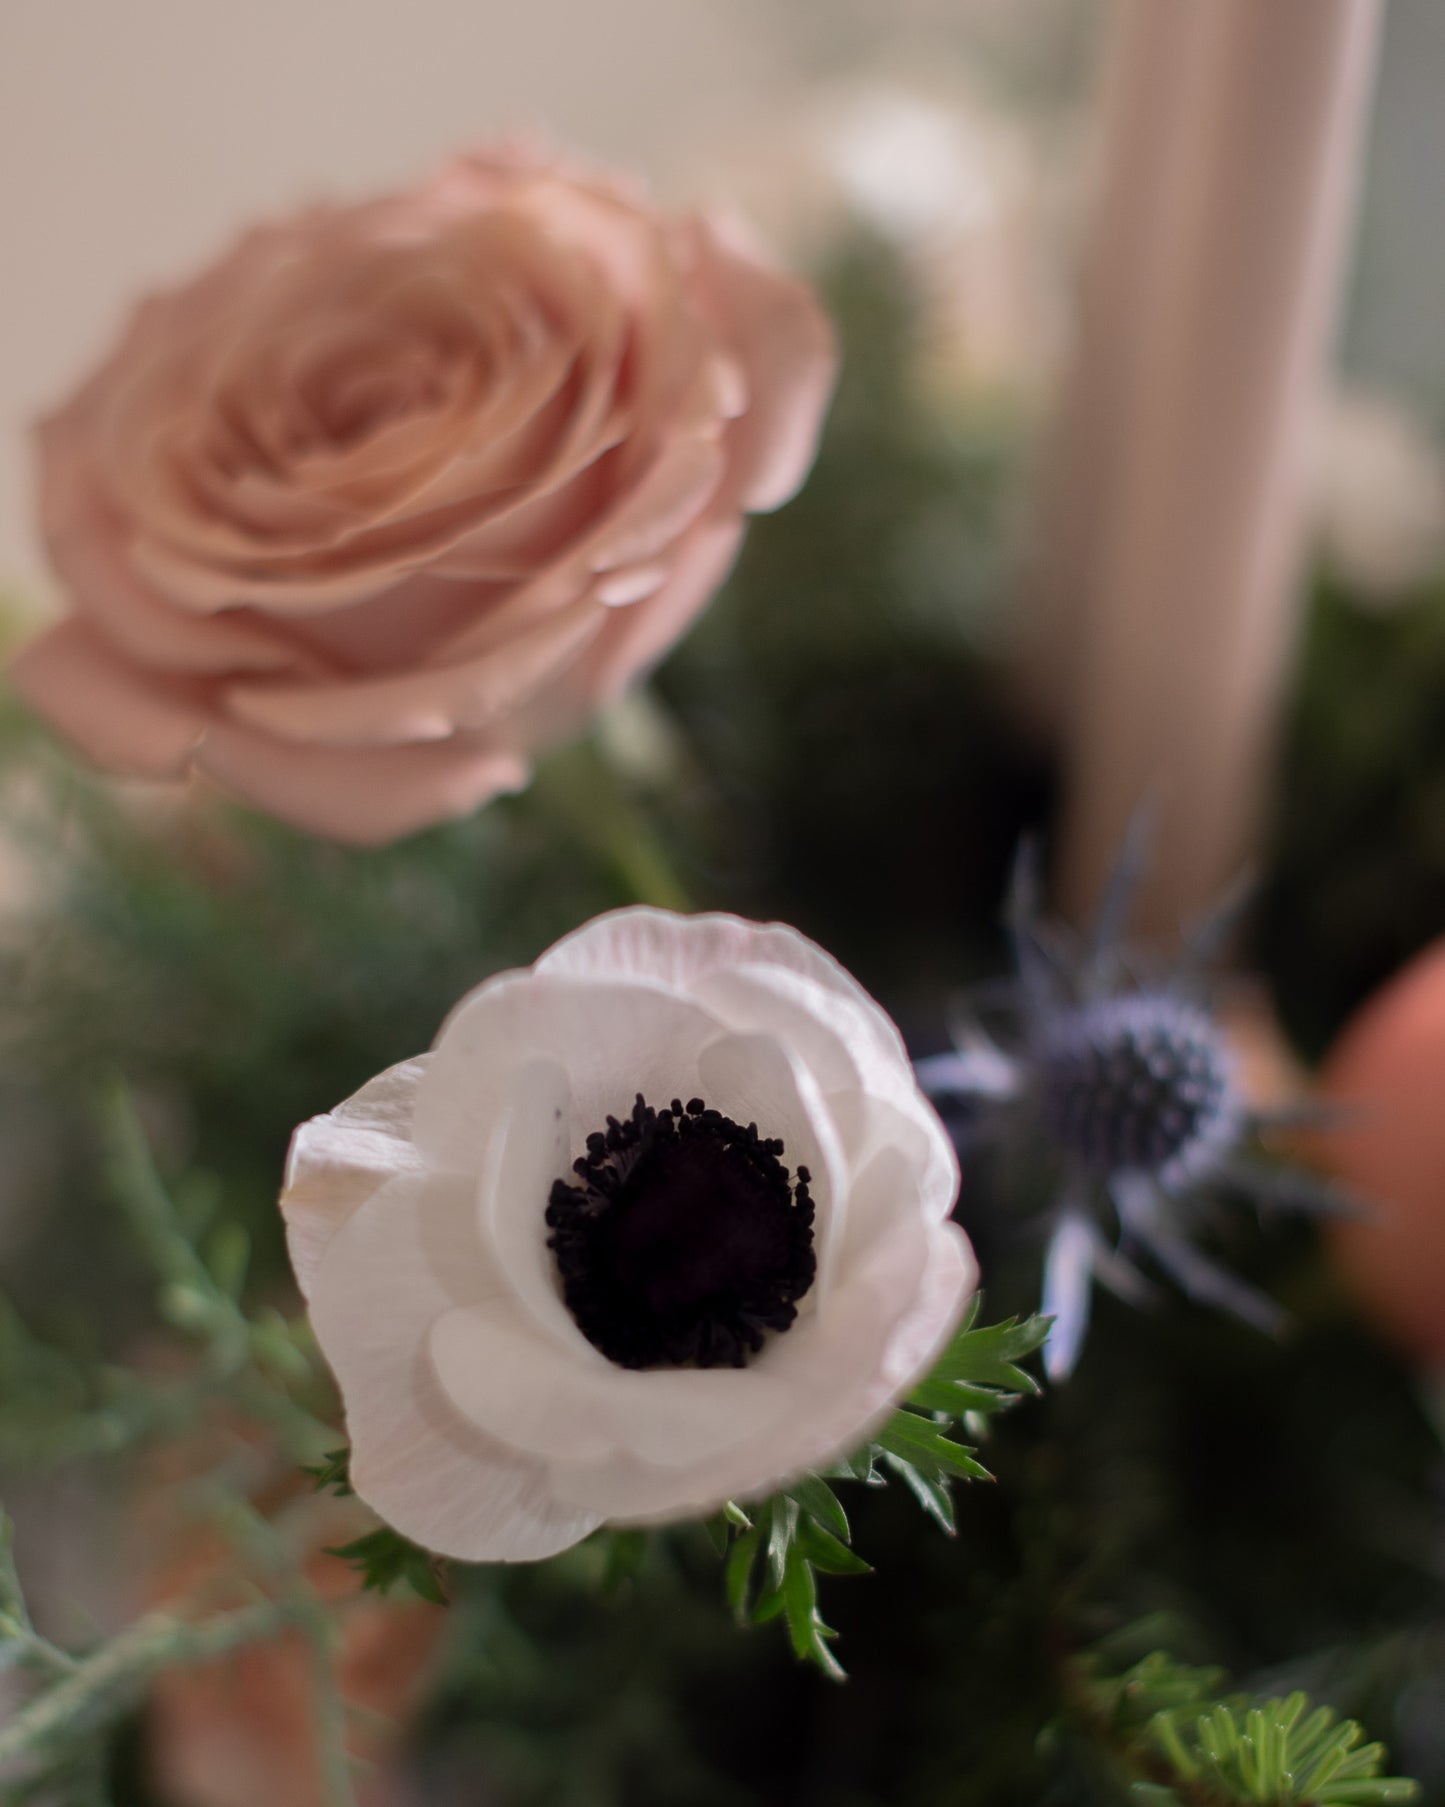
[[1035, 991, 1239, 1189], [918, 811, 1354, 1380]]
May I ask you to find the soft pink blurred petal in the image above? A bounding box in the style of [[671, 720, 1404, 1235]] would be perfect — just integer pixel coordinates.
[[10, 620, 208, 776], [196, 720, 528, 843], [687, 212, 839, 510]]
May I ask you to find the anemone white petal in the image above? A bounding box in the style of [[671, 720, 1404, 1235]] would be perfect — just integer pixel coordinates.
[[543, 1223, 964, 1524], [826, 1090, 961, 1279], [692, 961, 950, 1174], [413, 973, 731, 1170], [693, 1029, 849, 1298], [307, 1167, 598, 1560], [282, 1057, 431, 1298], [693, 960, 906, 1096], [876, 1219, 977, 1396], [431, 1299, 796, 1468], [533, 909, 907, 1065], [476, 1055, 599, 1358]]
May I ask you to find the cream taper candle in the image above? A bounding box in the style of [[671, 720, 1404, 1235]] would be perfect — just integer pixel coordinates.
[[1028, 0, 1383, 929]]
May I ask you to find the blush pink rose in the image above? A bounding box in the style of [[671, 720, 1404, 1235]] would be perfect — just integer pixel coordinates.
[[12, 143, 836, 844]]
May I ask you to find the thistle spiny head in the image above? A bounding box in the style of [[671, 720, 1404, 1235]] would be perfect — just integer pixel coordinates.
[[1036, 992, 1236, 1186]]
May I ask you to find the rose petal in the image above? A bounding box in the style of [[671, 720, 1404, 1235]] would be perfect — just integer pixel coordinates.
[[436, 429, 725, 583], [128, 487, 505, 614], [194, 720, 528, 844], [577, 514, 744, 705], [17, 144, 835, 847], [687, 213, 839, 511], [594, 563, 669, 607], [38, 422, 299, 675], [10, 620, 208, 777], [275, 568, 512, 675], [221, 590, 605, 747]]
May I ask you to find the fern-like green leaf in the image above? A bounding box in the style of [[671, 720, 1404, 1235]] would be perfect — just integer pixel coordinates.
[[325, 1527, 448, 1607], [711, 1305, 1046, 1676], [1075, 1650, 1420, 1805], [302, 1446, 353, 1496]]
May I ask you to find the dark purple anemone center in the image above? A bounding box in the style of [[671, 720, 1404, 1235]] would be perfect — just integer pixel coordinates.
[[546, 1094, 816, 1371]]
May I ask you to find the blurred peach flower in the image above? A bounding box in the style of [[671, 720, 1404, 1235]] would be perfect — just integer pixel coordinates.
[[11, 142, 835, 844], [1313, 939, 1445, 1367]]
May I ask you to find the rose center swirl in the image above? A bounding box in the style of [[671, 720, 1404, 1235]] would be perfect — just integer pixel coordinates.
[[546, 1094, 816, 1371]]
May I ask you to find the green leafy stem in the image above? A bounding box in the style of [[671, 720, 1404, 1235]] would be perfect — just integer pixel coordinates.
[[0, 1086, 356, 1802], [708, 1303, 1049, 1678]]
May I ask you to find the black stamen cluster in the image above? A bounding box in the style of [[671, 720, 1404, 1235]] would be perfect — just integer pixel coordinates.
[[546, 1093, 816, 1371], [1037, 993, 1233, 1182]]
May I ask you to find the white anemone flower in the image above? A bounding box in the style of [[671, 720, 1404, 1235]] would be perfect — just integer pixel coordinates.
[[281, 907, 976, 1562]]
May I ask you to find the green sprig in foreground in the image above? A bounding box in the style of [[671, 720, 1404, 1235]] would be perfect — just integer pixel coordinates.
[[0, 1087, 356, 1804], [1074, 1651, 1420, 1805]]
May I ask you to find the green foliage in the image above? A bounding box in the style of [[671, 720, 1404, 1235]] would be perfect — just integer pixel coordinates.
[[95, 1080, 333, 1459], [861, 1305, 1048, 1534], [0, 1507, 74, 1683], [1076, 1651, 1421, 1805], [593, 1526, 651, 1592], [907, 1308, 1051, 1410], [0, 703, 661, 1300], [0, 1492, 305, 1795], [0, 1090, 349, 1798], [721, 1495, 851, 1681], [304, 1446, 354, 1496], [715, 1307, 1049, 1678], [324, 1526, 449, 1607]]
